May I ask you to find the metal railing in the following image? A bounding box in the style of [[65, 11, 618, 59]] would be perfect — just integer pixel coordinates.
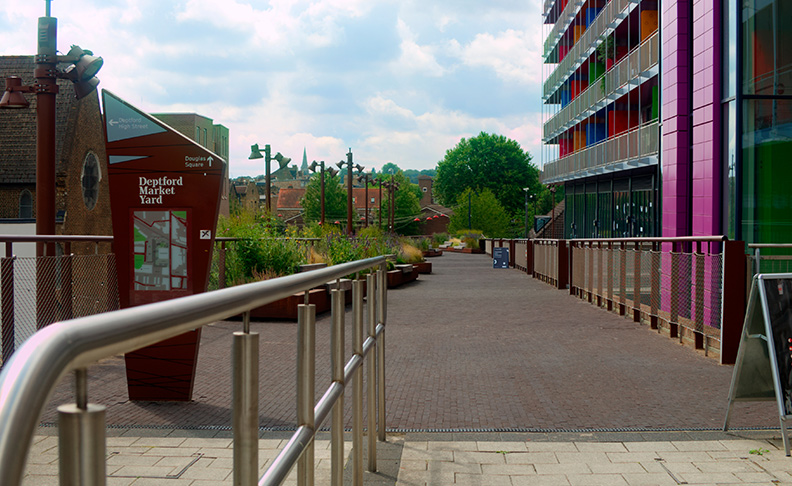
[[1, 236, 117, 365], [543, 31, 659, 140], [0, 255, 390, 486], [748, 244, 792, 276], [543, 0, 641, 99], [541, 121, 659, 183], [565, 237, 747, 363]]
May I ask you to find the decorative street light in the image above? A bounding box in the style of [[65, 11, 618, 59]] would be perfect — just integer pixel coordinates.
[[336, 148, 354, 234], [0, 0, 103, 254], [249, 144, 290, 213], [353, 164, 370, 228], [308, 160, 338, 225], [523, 188, 531, 238], [381, 175, 400, 232]]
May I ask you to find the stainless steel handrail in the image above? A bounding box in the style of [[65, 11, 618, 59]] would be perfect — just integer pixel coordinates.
[[0, 255, 388, 486]]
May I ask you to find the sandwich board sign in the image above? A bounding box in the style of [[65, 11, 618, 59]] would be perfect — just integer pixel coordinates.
[[103, 90, 226, 401], [493, 247, 509, 269], [724, 273, 792, 455]]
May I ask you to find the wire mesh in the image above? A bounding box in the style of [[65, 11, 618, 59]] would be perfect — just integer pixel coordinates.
[[0, 253, 118, 365]]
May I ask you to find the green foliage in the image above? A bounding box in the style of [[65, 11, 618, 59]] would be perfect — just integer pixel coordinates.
[[301, 172, 348, 223], [432, 232, 449, 247], [216, 210, 306, 285], [379, 171, 422, 235], [380, 162, 401, 175], [449, 188, 512, 238], [435, 132, 540, 218]]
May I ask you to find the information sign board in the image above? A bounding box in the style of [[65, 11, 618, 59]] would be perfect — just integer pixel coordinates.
[[724, 273, 792, 455], [493, 247, 509, 269], [103, 90, 226, 401]]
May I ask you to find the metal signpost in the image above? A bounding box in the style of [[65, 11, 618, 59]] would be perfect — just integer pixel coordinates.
[[103, 90, 226, 401]]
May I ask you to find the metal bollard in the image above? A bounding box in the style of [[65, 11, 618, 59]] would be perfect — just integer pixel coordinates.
[[233, 310, 259, 486], [297, 304, 316, 486], [58, 369, 106, 485], [366, 272, 377, 472], [331, 289, 345, 486], [352, 280, 364, 486]]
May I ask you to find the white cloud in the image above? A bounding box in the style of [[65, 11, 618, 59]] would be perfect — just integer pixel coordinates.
[[0, 0, 545, 177], [459, 29, 542, 85]]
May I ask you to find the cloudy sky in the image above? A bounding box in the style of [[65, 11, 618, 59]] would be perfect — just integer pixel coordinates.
[[1, 0, 544, 177]]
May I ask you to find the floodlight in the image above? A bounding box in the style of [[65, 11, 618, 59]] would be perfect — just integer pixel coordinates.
[[0, 77, 30, 109], [249, 144, 264, 159], [309, 161, 319, 172], [273, 152, 291, 169]]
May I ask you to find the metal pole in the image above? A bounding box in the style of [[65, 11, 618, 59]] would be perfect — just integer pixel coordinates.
[[352, 280, 364, 486], [331, 289, 345, 486], [366, 273, 377, 472], [320, 162, 326, 226], [297, 304, 316, 486], [346, 149, 353, 235], [377, 264, 387, 442], [233, 310, 259, 486], [58, 368, 106, 485], [36, 13, 59, 330], [265, 144, 272, 213], [378, 180, 382, 229]]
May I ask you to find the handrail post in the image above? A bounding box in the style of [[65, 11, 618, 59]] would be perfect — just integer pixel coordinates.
[[352, 280, 365, 486], [297, 304, 316, 486], [233, 311, 259, 486], [366, 273, 377, 472], [219, 241, 227, 289], [58, 368, 106, 485], [331, 289, 345, 486], [1, 245, 15, 362], [377, 262, 387, 442]]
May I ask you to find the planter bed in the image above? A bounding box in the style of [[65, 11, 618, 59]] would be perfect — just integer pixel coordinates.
[[422, 249, 443, 258], [249, 287, 330, 320], [413, 261, 432, 274], [444, 247, 484, 254], [387, 265, 419, 288]]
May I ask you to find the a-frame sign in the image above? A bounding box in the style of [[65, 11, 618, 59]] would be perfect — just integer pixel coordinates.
[[103, 90, 226, 401], [724, 273, 792, 455]]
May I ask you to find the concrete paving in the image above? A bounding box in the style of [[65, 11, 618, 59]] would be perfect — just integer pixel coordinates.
[[21, 251, 792, 484]]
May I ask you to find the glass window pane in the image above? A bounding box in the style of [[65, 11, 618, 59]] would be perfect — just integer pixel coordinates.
[[742, 0, 792, 95], [742, 98, 792, 243]]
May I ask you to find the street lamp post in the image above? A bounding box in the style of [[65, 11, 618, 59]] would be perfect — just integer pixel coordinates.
[[309, 160, 337, 226], [335, 149, 355, 234], [523, 188, 530, 238], [355, 166, 369, 228], [0, 2, 103, 253], [1, 1, 103, 330], [249, 144, 290, 214]]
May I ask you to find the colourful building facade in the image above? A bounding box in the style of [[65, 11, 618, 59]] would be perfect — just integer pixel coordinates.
[[541, 0, 791, 244]]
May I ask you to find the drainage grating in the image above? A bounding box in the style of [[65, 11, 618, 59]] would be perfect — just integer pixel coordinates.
[[38, 422, 782, 434]]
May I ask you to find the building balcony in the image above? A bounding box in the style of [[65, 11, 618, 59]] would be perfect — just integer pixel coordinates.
[[543, 31, 659, 141], [543, 0, 642, 101], [541, 120, 659, 184]]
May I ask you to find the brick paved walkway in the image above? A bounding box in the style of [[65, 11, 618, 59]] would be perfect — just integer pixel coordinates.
[[39, 252, 778, 431]]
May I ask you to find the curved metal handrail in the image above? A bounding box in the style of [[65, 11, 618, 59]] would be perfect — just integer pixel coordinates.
[[0, 255, 387, 486]]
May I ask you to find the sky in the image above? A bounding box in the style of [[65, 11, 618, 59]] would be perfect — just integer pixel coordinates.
[[1, 0, 544, 178]]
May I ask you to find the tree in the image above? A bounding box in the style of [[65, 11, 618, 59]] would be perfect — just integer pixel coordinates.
[[449, 188, 512, 238], [378, 171, 422, 235], [434, 132, 541, 217], [380, 162, 401, 176], [301, 172, 347, 223]]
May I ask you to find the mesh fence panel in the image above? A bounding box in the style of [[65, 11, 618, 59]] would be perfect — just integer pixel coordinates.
[[705, 253, 723, 331], [0, 254, 118, 365]]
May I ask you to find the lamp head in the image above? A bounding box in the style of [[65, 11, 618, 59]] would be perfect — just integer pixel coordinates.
[[327, 167, 339, 178], [249, 144, 264, 160], [336, 160, 345, 169], [355, 164, 364, 173], [309, 161, 318, 172], [273, 152, 291, 169], [0, 76, 30, 109], [66, 45, 103, 81]]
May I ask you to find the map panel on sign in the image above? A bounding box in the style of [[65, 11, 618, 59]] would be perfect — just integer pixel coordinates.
[[133, 210, 189, 291]]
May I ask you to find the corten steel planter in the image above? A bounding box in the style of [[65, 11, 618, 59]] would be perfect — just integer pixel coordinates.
[[387, 265, 419, 288], [249, 287, 330, 320], [422, 249, 443, 258], [413, 261, 432, 274]]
